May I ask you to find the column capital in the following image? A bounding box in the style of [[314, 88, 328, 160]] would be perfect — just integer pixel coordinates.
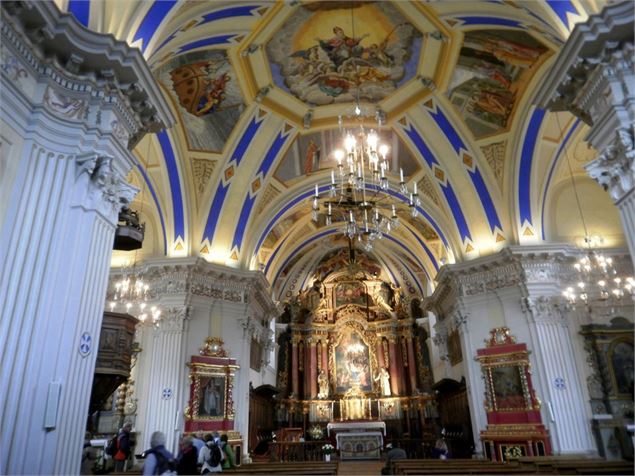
[[75, 153, 138, 223], [522, 296, 566, 326], [586, 127, 635, 203], [156, 306, 191, 332]]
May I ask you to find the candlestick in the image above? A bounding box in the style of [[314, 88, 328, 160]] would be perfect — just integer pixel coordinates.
[[413, 181, 417, 194], [315, 184, 319, 197], [400, 168, 404, 183]]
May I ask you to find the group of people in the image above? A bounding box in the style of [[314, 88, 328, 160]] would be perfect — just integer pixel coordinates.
[[142, 430, 237, 475]]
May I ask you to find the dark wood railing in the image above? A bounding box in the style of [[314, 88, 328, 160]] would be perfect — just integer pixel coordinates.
[[269, 441, 329, 462]]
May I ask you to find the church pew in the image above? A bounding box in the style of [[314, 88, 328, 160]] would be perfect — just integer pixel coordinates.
[[226, 461, 339, 475]]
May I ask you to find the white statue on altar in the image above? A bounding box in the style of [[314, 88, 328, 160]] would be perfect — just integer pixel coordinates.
[[374, 367, 391, 396], [317, 369, 329, 399]]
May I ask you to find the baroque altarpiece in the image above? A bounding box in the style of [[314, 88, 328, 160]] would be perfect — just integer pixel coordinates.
[[275, 254, 436, 439]]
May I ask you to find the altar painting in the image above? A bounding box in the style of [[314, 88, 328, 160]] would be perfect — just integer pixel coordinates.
[[335, 282, 367, 308], [335, 331, 372, 393], [198, 376, 226, 418], [491, 366, 525, 409]]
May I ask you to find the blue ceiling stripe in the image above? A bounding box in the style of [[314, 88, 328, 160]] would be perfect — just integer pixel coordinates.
[[545, 0, 578, 29], [468, 167, 503, 232], [402, 123, 472, 243], [68, 0, 90, 27], [157, 131, 185, 241], [405, 225, 439, 272], [271, 230, 331, 283], [177, 35, 236, 54], [232, 131, 290, 252], [270, 228, 430, 287], [233, 116, 263, 166], [133, 0, 178, 53], [202, 181, 229, 243], [427, 106, 467, 155], [253, 184, 451, 260], [135, 163, 167, 255], [231, 195, 256, 251], [427, 107, 503, 233], [201, 5, 261, 24], [455, 16, 522, 27], [394, 255, 426, 295], [518, 108, 546, 227], [265, 235, 289, 276], [257, 132, 289, 177], [403, 125, 439, 168], [541, 119, 581, 239], [439, 183, 471, 242], [200, 115, 263, 244]]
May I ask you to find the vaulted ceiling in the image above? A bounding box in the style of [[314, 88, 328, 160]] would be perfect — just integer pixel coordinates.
[[57, 0, 625, 300]]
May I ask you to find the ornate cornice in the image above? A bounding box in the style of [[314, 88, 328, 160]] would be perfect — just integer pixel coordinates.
[[1, 0, 174, 148], [534, 1, 634, 119], [109, 258, 280, 317], [586, 126, 635, 203]]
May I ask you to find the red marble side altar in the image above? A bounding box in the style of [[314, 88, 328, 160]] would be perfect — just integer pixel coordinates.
[[476, 328, 552, 461]]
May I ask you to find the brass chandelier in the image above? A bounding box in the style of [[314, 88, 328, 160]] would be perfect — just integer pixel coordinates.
[[310, 107, 419, 252]]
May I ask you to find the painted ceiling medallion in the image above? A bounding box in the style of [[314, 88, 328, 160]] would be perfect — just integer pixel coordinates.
[[266, 2, 423, 106]]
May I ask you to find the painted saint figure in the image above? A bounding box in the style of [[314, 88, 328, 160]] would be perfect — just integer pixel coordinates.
[[375, 367, 391, 396], [203, 380, 221, 416]]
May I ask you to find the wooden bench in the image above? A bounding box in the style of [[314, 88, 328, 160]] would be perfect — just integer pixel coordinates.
[[225, 461, 339, 475], [392, 457, 634, 475]]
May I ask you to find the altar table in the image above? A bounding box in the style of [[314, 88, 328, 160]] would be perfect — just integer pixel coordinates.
[[326, 420, 386, 436], [336, 431, 383, 460]]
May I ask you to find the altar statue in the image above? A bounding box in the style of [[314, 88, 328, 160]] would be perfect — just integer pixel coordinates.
[[374, 367, 391, 396], [317, 369, 329, 399]]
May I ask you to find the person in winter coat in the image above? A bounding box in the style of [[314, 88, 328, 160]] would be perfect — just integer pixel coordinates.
[[114, 421, 133, 472], [177, 436, 199, 475], [143, 431, 176, 475], [219, 435, 236, 470]]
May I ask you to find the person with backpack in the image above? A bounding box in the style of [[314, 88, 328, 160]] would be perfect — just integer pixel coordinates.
[[198, 434, 223, 474], [113, 421, 133, 472], [143, 431, 176, 475]]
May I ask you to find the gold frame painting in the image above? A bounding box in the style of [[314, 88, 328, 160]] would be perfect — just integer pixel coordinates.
[[186, 362, 238, 421]]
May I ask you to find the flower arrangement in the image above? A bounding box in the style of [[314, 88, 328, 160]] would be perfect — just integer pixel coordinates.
[[322, 443, 335, 455]]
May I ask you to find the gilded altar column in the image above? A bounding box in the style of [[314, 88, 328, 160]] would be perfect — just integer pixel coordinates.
[[291, 337, 299, 397], [309, 339, 318, 399], [376, 338, 385, 369], [321, 338, 329, 377], [303, 339, 311, 399], [406, 336, 418, 392], [387, 337, 400, 395]]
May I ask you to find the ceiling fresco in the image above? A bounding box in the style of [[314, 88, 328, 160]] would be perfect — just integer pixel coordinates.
[[155, 50, 244, 151], [447, 30, 549, 138], [274, 128, 419, 185], [82, 0, 620, 298], [266, 1, 422, 106]]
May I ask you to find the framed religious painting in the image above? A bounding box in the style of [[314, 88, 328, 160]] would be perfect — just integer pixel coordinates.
[[185, 338, 239, 432]]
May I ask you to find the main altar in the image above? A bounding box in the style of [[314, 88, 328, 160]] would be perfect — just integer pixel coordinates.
[[274, 250, 437, 457]]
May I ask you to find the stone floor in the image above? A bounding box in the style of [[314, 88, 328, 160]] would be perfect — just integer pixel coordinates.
[[337, 460, 384, 475]]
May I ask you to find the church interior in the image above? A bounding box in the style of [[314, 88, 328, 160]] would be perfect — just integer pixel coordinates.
[[1, 1, 634, 475]]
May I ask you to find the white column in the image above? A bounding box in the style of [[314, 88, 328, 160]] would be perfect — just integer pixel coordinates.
[[524, 297, 596, 454], [0, 148, 136, 474], [140, 308, 189, 454]]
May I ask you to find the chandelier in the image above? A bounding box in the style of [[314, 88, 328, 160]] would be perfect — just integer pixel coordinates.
[[310, 108, 419, 252], [555, 112, 634, 310], [108, 272, 161, 323], [562, 243, 634, 308]]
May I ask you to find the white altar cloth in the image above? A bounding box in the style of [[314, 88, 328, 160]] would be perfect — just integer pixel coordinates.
[[336, 431, 384, 460], [327, 421, 386, 436]]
